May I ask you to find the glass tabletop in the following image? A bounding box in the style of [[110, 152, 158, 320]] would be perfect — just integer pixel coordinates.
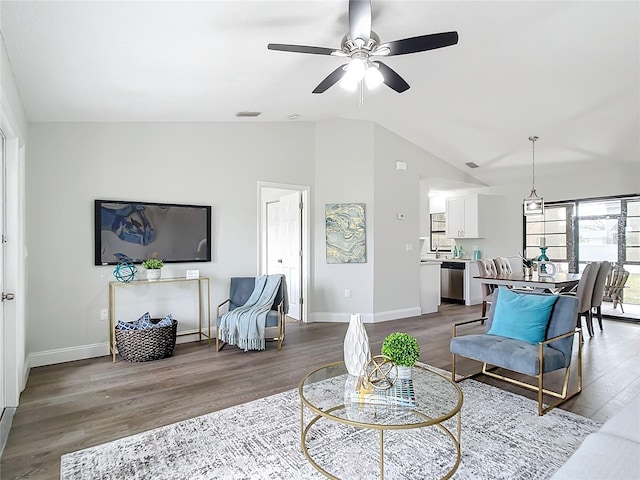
[[299, 361, 463, 429]]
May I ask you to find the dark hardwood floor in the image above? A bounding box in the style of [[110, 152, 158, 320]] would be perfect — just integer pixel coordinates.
[[2, 303, 640, 480]]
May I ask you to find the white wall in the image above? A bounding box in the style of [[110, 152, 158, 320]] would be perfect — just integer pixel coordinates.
[[371, 125, 422, 319], [26, 122, 315, 361], [312, 119, 375, 321]]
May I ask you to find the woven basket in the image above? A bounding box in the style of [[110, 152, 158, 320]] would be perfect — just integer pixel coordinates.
[[115, 319, 178, 362]]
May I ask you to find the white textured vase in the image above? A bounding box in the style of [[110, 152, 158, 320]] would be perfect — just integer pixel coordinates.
[[343, 313, 371, 377]]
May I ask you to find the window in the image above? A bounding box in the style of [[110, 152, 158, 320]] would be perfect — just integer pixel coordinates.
[[524, 204, 571, 271], [524, 194, 640, 308], [430, 213, 451, 252]]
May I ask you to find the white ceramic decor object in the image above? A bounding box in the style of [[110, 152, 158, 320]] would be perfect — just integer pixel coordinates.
[[343, 313, 371, 376], [538, 261, 556, 277]]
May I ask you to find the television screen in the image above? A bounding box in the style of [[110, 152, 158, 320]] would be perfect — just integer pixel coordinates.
[[94, 199, 211, 265]]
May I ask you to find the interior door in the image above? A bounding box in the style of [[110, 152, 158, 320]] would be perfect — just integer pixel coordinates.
[[279, 192, 301, 320], [266, 201, 281, 275], [260, 184, 307, 322], [0, 130, 5, 418]]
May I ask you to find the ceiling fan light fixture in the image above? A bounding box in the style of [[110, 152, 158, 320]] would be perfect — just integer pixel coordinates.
[[365, 64, 384, 89], [345, 57, 366, 82], [339, 76, 358, 91]]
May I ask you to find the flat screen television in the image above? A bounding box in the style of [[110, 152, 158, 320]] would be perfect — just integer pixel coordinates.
[[94, 199, 212, 265]]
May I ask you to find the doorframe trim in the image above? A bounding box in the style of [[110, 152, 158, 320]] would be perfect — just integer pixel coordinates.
[[0, 95, 27, 413], [257, 181, 310, 323]]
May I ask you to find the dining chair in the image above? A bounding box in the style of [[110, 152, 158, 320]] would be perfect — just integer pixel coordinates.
[[564, 262, 600, 338], [477, 258, 498, 317], [590, 260, 610, 332], [603, 266, 630, 313], [493, 257, 513, 275]]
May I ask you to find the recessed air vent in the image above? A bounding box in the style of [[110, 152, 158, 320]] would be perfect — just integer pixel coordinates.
[[465, 162, 480, 169], [236, 111, 261, 118]]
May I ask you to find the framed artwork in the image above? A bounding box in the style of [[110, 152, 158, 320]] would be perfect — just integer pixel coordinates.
[[325, 203, 366, 263]]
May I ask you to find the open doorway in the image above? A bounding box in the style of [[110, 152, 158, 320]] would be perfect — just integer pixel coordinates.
[[258, 182, 310, 323]]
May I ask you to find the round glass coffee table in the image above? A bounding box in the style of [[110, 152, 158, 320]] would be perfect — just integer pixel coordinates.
[[299, 361, 463, 480]]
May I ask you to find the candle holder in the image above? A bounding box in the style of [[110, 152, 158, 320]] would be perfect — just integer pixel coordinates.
[[537, 246, 550, 272]]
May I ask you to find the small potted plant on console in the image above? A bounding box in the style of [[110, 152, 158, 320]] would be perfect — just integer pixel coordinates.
[[141, 257, 164, 281], [381, 332, 420, 379]]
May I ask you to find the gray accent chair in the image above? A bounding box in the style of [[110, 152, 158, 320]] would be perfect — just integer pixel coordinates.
[[450, 288, 581, 415], [216, 276, 288, 352], [590, 260, 610, 332]]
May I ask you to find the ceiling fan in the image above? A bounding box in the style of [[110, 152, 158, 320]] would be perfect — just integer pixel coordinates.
[[267, 0, 458, 94]]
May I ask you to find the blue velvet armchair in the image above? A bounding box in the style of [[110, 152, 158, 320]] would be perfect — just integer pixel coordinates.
[[216, 276, 288, 352], [450, 288, 582, 415]]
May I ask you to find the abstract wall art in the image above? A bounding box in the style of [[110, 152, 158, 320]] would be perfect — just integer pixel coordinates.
[[325, 203, 366, 264]]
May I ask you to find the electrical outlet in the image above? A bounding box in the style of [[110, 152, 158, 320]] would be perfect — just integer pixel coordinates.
[[344, 290, 351, 298], [100, 309, 109, 321]]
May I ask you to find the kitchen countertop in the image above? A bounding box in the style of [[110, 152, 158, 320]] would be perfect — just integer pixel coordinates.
[[422, 257, 473, 263]]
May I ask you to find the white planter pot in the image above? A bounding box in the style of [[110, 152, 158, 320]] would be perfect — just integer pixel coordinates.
[[396, 365, 413, 380], [146, 268, 161, 281], [343, 313, 371, 377]]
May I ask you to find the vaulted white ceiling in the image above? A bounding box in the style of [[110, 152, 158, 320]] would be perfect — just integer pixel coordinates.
[[1, 1, 638, 186]]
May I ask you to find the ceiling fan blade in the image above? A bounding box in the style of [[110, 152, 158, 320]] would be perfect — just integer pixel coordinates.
[[267, 43, 337, 55], [375, 62, 410, 93], [379, 31, 459, 56], [349, 0, 371, 45], [312, 65, 348, 94]]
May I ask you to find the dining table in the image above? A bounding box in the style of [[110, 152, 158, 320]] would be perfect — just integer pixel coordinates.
[[473, 271, 582, 294]]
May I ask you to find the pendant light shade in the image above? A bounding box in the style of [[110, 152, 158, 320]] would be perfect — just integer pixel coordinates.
[[523, 135, 544, 216]]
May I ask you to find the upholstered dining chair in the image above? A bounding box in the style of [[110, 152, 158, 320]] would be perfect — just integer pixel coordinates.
[[603, 266, 630, 313], [590, 260, 611, 332], [493, 257, 513, 275], [564, 262, 600, 338], [477, 258, 498, 317]]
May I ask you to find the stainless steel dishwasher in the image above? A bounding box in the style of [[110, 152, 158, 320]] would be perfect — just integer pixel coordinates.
[[440, 261, 465, 304]]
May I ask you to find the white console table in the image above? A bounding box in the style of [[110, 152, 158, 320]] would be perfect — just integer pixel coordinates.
[[109, 276, 211, 362]]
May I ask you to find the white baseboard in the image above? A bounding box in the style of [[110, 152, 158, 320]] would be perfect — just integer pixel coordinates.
[[27, 331, 206, 367], [28, 343, 111, 368], [373, 307, 422, 323], [308, 307, 422, 324]]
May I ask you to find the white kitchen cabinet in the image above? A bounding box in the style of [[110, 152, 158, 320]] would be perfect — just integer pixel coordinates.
[[445, 194, 486, 239]]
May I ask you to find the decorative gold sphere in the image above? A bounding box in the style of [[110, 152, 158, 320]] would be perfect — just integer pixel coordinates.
[[365, 355, 397, 390]]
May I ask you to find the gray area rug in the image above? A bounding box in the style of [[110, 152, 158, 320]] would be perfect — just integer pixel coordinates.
[[61, 364, 600, 479]]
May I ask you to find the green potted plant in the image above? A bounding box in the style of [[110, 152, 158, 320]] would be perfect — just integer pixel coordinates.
[[141, 258, 164, 281], [381, 332, 420, 379], [520, 254, 535, 277]]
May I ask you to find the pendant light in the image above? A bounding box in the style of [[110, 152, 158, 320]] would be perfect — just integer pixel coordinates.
[[523, 135, 544, 215]]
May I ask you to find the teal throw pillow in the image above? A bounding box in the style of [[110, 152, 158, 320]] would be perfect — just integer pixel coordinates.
[[487, 288, 558, 344]]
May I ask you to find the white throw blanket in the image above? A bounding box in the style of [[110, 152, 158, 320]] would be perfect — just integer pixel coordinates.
[[218, 275, 283, 351]]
